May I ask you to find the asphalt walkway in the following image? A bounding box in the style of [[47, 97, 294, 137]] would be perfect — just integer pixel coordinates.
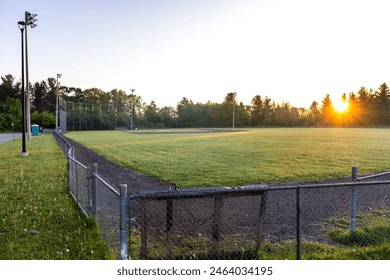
[[0, 133, 22, 144]]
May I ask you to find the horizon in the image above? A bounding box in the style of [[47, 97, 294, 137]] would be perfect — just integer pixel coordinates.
[[3, 72, 387, 111]]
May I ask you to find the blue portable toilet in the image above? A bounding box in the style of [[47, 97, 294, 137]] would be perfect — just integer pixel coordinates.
[[32, 124, 39, 136]]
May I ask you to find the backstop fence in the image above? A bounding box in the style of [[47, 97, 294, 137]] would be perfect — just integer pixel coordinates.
[[52, 130, 390, 260]]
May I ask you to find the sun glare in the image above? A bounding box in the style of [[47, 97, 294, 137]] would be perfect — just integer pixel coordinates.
[[333, 99, 348, 113]]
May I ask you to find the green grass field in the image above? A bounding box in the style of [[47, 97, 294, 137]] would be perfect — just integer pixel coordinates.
[[65, 128, 390, 187], [0, 135, 112, 259]]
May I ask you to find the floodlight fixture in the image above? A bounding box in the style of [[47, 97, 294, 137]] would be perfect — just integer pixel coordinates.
[[25, 12, 38, 28], [18, 21, 26, 30]]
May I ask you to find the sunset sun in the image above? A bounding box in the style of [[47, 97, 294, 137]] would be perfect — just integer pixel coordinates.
[[333, 99, 349, 113]]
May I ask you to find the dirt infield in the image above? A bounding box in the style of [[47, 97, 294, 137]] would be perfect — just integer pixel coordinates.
[[129, 128, 249, 135], [65, 137, 169, 194]]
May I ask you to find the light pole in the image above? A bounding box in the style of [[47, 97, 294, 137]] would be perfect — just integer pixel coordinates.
[[232, 92, 237, 129], [18, 21, 28, 156], [56, 73, 62, 131], [24, 12, 37, 140], [130, 89, 135, 130]]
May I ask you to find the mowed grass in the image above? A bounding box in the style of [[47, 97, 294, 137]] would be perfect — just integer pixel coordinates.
[[65, 128, 390, 187], [0, 135, 112, 259]]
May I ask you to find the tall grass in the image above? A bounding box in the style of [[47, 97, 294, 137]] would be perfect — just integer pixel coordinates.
[[0, 135, 112, 259]]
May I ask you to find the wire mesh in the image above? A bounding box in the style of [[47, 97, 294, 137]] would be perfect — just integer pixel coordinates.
[[94, 174, 120, 255], [128, 189, 269, 260], [68, 157, 90, 218], [299, 183, 390, 259], [128, 183, 390, 260], [261, 189, 297, 243], [52, 129, 72, 157]]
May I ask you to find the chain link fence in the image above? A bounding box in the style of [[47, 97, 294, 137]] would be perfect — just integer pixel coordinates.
[[296, 181, 389, 260], [52, 130, 389, 260], [128, 186, 269, 260], [93, 169, 121, 254], [68, 157, 90, 218], [52, 130, 127, 259], [128, 176, 390, 260]]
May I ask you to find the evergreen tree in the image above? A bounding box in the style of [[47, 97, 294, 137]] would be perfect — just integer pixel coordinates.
[[0, 74, 20, 103], [321, 94, 334, 125], [177, 97, 195, 127], [356, 87, 373, 125], [250, 95, 263, 126], [31, 81, 47, 113], [373, 82, 390, 124], [309, 101, 321, 127]]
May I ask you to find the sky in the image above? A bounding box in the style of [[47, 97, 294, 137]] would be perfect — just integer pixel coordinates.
[[1, 0, 390, 109]]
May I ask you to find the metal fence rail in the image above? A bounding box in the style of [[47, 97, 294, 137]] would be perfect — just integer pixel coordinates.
[[52, 129, 73, 157]]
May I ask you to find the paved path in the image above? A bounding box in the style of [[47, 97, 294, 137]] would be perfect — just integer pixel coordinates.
[[0, 133, 22, 144]]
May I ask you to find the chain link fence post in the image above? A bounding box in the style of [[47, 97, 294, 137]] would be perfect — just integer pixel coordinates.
[[66, 149, 72, 192], [91, 163, 97, 219], [120, 184, 128, 260], [296, 186, 302, 260], [87, 165, 92, 217], [350, 165, 358, 234], [166, 197, 174, 259], [256, 190, 268, 251], [75, 162, 80, 204]]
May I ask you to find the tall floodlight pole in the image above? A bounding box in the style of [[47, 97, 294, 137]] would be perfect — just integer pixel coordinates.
[[25, 12, 37, 140], [232, 92, 237, 129], [130, 89, 135, 130], [18, 21, 28, 156], [56, 74, 62, 131]]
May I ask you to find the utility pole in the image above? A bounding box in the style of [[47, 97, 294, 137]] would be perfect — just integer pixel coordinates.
[[130, 89, 135, 130], [232, 92, 237, 128]]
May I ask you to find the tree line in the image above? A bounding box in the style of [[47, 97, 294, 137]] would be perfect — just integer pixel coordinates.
[[1, 73, 389, 132], [315, 83, 390, 126]]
